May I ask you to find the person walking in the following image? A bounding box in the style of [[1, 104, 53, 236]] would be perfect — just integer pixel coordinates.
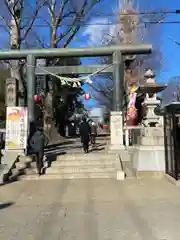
[[0, 131, 4, 164], [29, 125, 49, 175], [90, 121, 97, 146], [79, 116, 91, 153]]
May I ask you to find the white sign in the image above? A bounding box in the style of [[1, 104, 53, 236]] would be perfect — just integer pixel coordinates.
[[5, 107, 28, 150]]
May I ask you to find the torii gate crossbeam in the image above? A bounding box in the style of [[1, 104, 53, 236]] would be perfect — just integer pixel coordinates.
[[0, 44, 152, 59]]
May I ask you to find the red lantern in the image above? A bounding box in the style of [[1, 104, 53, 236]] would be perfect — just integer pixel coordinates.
[[103, 124, 109, 129], [33, 94, 41, 103], [84, 93, 90, 100]]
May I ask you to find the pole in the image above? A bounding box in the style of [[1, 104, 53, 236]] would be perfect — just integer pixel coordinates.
[[27, 55, 36, 123], [0, 45, 152, 60], [113, 52, 124, 111]]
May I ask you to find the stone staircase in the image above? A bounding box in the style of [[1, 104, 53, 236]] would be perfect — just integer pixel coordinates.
[[20, 153, 124, 181], [0, 145, 136, 183]]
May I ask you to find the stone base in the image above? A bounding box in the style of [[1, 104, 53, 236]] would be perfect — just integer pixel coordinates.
[[117, 170, 125, 180], [108, 144, 125, 151], [135, 171, 165, 179], [132, 145, 165, 173], [138, 127, 164, 146]]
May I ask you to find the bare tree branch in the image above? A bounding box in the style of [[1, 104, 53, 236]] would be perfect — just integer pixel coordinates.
[[0, 15, 11, 33], [49, 0, 70, 47], [57, 0, 100, 47], [21, 0, 46, 41], [3, 0, 21, 42], [31, 30, 49, 48], [54, 0, 69, 27]]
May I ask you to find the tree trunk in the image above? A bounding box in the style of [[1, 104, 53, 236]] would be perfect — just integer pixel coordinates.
[[10, 0, 24, 106], [43, 0, 62, 143]]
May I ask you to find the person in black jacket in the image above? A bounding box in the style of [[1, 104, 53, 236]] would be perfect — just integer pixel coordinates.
[[0, 131, 4, 164], [29, 125, 49, 175], [89, 120, 97, 146], [79, 116, 91, 153]]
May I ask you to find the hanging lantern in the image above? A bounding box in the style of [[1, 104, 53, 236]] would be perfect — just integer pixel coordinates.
[[103, 124, 109, 129], [33, 94, 41, 103], [84, 93, 90, 100]]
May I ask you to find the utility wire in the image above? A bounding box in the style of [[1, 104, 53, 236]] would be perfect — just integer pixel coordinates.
[[20, 9, 180, 19], [0, 9, 179, 27], [164, 33, 180, 47], [76, 10, 180, 17], [0, 21, 179, 27]]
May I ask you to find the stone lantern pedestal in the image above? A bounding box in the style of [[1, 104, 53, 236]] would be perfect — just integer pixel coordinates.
[[132, 70, 167, 178]]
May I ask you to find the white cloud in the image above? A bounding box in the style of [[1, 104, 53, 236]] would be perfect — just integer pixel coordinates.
[[82, 18, 116, 46], [82, 0, 145, 46]]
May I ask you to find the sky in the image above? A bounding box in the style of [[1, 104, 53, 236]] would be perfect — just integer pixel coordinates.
[[68, 0, 180, 108]]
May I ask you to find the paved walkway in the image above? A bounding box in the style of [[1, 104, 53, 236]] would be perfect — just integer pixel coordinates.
[[0, 178, 180, 239]]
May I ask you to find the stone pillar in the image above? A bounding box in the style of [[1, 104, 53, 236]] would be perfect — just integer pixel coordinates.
[[109, 111, 124, 151], [109, 52, 125, 151], [26, 55, 36, 123], [1, 79, 22, 183], [5, 78, 18, 107], [112, 52, 124, 111]]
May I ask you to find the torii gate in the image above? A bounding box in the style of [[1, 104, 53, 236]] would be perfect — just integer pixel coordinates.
[[0, 44, 152, 150]]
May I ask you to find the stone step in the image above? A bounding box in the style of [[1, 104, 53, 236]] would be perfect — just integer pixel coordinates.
[[15, 161, 26, 170], [51, 159, 115, 167], [21, 171, 116, 180], [19, 155, 33, 163], [46, 166, 116, 174], [56, 153, 116, 161], [12, 156, 34, 172]]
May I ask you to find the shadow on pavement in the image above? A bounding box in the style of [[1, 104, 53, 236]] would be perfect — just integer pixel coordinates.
[[97, 133, 110, 137], [46, 151, 66, 162], [0, 202, 14, 210], [89, 147, 105, 153], [45, 151, 66, 170], [46, 139, 76, 150]]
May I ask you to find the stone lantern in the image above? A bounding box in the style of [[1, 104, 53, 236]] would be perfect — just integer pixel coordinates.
[[136, 69, 167, 127]]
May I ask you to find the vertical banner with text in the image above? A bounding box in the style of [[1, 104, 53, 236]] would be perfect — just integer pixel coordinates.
[[5, 107, 28, 150]]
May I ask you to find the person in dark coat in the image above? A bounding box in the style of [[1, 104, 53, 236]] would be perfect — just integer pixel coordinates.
[[79, 116, 91, 153], [29, 125, 49, 175], [27, 122, 37, 153], [90, 121, 97, 146], [0, 131, 4, 164]]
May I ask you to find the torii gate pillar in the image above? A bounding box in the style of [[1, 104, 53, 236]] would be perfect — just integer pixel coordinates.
[[109, 51, 125, 151]]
